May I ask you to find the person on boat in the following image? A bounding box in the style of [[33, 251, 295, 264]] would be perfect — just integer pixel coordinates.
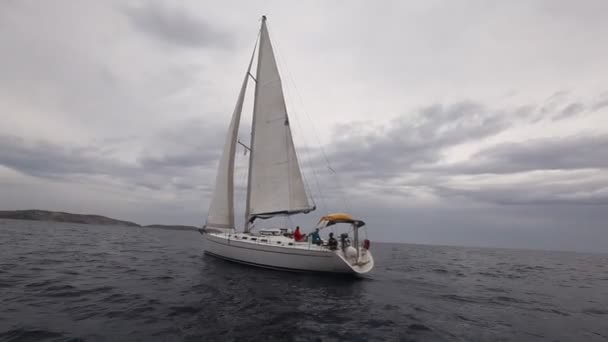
[[327, 232, 338, 250], [340, 233, 350, 252], [310, 228, 322, 245], [293, 226, 305, 242]]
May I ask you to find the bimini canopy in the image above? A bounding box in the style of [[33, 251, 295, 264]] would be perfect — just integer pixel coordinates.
[[318, 213, 365, 228]]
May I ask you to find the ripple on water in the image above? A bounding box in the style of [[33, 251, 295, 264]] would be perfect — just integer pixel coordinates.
[[583, 308, 608, 315], [25, 279, 56, 288], [102, 293, 128, 303], [46, 285, 114, 298], [38, 259, 64, 265], [0, 281, 13, 288], [168, 305, 202, 316], [365, 318, 396, 328], [492, 295, 528, 304], [533, 307, 570, 316], [408, 323, 432, 331], [382, 304, 400, 311], [155, 275, 174, 280], [0, 328, 65, 341], [441, 294, 486, 304]]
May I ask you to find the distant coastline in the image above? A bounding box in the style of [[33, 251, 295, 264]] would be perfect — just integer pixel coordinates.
[[0, 210, 199, 231]]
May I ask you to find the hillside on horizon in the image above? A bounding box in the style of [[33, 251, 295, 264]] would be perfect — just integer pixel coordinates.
[[0, 210, 198, 231]]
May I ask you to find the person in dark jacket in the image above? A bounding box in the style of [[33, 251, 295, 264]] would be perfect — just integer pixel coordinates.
[[327, 232, 338, 250], [340, 233, 350, 252]]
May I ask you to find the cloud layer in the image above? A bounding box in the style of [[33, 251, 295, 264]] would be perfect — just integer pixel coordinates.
[[124, 3, 233, 48]]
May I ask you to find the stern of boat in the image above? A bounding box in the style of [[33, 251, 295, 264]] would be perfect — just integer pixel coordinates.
[[335, 247, 374, 275]]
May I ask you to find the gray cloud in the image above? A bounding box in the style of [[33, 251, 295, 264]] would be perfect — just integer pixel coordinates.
[[434, 172, 608, 206], [124, 3, 233, 48], [592, 92, 608, 112], [0, 118, 225, 193], [427, 134, 608, 175], [141, 151, 217, 169], [309, 96, 608, 210], [0, 135, 135, 180], [524, 92, 590, 123], [555, 102, 585, 120], [138, 119, 223, 170], [322, 93, 603, 179], [324, 102, 509, 178]]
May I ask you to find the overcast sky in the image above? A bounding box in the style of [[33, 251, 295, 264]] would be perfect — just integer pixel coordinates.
[[1, 0, 607, 252]]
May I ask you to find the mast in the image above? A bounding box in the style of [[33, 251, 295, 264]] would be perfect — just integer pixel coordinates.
[[244, 16, 265, 232]]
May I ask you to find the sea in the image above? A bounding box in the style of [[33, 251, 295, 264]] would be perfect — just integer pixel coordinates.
[[0, 219, 607, 342]]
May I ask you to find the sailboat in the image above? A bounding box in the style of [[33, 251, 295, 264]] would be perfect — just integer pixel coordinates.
[[200, 16, 374, 275]]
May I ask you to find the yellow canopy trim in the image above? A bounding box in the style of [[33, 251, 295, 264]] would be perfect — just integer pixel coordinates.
[[318, 213, 365, 227], [319, 213, 353, 222]]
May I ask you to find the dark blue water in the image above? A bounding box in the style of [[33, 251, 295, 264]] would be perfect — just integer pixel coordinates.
[[1, 219, 607, 341]]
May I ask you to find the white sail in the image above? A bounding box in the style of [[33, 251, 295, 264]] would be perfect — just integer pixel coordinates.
[[245, 17, 315, 225], [205, 45, 256, 230]]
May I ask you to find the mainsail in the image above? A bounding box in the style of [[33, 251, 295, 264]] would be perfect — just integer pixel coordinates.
[[205, 44, 257, 230], [245, 17, 315, 227]]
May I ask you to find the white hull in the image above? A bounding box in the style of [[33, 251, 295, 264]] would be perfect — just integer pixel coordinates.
[[202, 232, 374, 275]]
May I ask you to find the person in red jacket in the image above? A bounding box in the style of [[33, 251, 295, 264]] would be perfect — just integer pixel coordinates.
[[293, 226, 305, 242]]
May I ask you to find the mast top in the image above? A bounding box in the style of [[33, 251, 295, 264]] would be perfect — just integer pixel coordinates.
[[261, 15, 267, 22]]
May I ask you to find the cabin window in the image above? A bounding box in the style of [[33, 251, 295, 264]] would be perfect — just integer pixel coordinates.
[[261, 239, 268, 243], [276, 241, 281, 244], [251, 238, 257, 241], [242, 237, 247, 240], [288, 243, 294, 246]]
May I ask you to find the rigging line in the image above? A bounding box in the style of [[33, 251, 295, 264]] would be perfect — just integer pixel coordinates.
[[276, 63, 325, 212], [282, 72, 318, 209], [281, 75, 328, 212], [270, 48, 339, 205], [285, 87, 318, 208], [267, 22, 325, 213], [285, 71, 352, 212], [270, 32, 351, 213]]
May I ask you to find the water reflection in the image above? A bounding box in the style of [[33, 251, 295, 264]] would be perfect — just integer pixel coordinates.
[[193, 255, 375, 340]]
